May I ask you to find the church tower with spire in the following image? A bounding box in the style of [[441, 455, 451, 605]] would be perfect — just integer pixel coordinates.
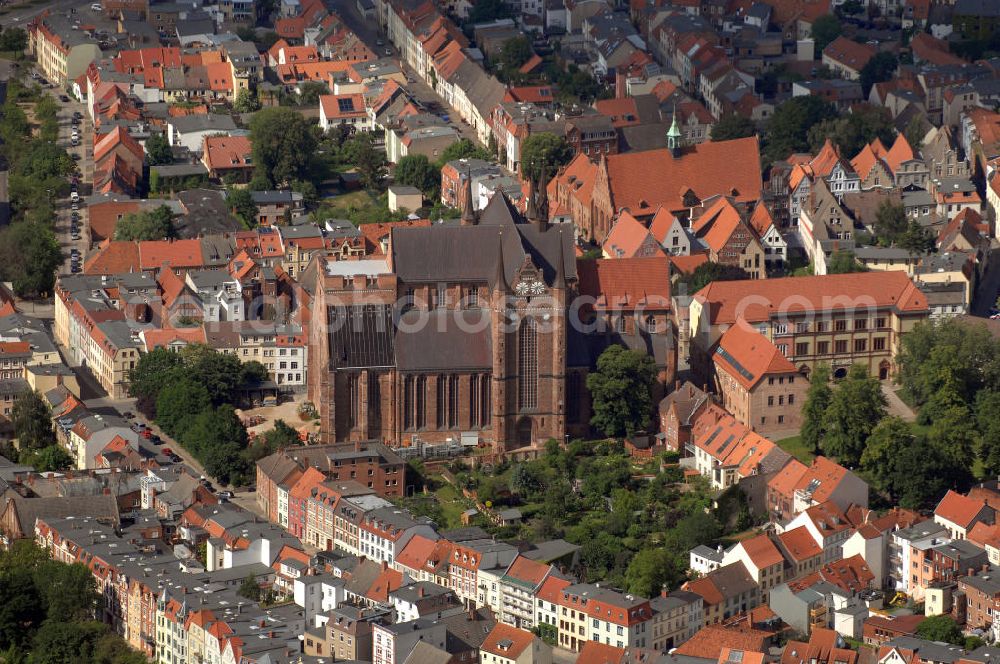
[[667, 105, 683, 157]]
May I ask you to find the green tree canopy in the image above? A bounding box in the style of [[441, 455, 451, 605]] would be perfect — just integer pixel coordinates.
[[394, 154, 440, 199], [341, 132, 388, 190], [586, 345, 657, 437], [113, 205, 175, 241], [860, 52, 899, 97], [519, 133, 573, 182], [711, 114, 756, 142], [811, 15, 842, 53], [0, 221, 62, 297], [826, 250, 868, 274], [977, 390, 1000, 477], [11, 390, 54, 451], [436, 138, 493, 167], [764, 96, 838, 163], [873, 200, 908, 245], [898, 219, 935, 256], [820, 364, 886, 466], [0, 27, 28, 52], [155, 378, 212, 441], [916, 615, 964, 646], [238, 575, 263, 602], [127, 347, 185, 414], [807, 105, 896, 160], [144, 132, 173, 165], [296, 81, 330, 107], [234, 88, 261, 113], [860, 415, 913, 500], [624, 548, 678, 598], [249, 107, 318, 187], [497, 36, 533, 74], [801, 364, 832, 454], [227, 187, 259, 228], [680, 262, 750, 294]]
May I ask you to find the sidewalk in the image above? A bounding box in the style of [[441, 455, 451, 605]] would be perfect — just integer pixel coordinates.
[[882, 383, 916, 422]]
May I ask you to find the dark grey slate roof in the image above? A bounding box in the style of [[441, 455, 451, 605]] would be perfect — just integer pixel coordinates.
[[394, 308, 492, 371]]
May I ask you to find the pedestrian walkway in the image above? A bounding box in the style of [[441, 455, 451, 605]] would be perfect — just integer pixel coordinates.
[[882, 383, 916, 422]]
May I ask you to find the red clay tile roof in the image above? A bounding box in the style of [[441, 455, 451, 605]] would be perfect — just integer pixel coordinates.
[[782, 456, 853, 505], [140, 239, 204, 271], [83, 240, 141, 275], [602, 211, 662, 259], [714, 319, 797, 390], [804, 501, 853, 536], [481, 623, 535, 659], [0, 341, 30, 357], [203, 135, 252, 171], [674, 624, 772, 660], [395, 534, 438, 572], [816, 554, 874, 593], [767, 459, 806, 498], [749, 201, 776, 237], [935, 490, 990, 529], [576, 641, 627, 664], [87, 200, 143, 242], [319, 93, 366, 120], [823, 36, 877, 73], [694, 271, 928, 324], [739, 533, 785, 570], [670, 253, 709, 275], [604, 137, 762, 216], [777, 526, 823, 562], [576, 256, 671, 312], [289, 467, 327, 501], [504, 555, 551, 587], [536, 575, 571, 604], [142, 327, 206, 350]]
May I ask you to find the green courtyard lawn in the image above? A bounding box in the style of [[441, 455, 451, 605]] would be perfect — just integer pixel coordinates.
[[774, 434, 815, 464]]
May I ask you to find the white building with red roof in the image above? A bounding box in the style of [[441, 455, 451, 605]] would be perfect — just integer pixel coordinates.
[[934, 490, 995, 540], [782, 501, 857, 563], [480, 623, 552, 664], [767, 456, 869, 523]]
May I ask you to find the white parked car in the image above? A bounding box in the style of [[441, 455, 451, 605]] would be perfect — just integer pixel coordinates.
[[91, 2, 102, 10]]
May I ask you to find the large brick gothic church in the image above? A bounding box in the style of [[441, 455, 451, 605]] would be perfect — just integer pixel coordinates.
[[307, 179, 674, 455]]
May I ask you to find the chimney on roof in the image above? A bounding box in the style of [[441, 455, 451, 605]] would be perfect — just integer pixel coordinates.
[[381, 560, 387, 571], [969, 568, 976, 577], [985, 563, 990, 574]]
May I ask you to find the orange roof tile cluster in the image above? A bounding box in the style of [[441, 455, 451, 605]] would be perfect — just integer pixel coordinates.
[[694, 271, 928, 325], [577, 256, 671, 312], [674, 624, 773, 660], [738, 533, 785, 570], [691, 404, 787, 479], [603, 137, 762, 217], [911, 33, 965, 67], [823, 36, 877, 73], [319, 93, 366, 120], [602, 211, 665, 259], [769, 456, 854, 505], [815, 554, 874, 593], [142, 327, 206, 351], [777, 526, 823, 562], [749, 201, 777, 237], [202, 135, 253, 172], [935, 490, 991, 529], [714, 319, 797, 390], [781, 628, 859, 664], [503, 555, 551, 587], [481, 624, 536, 659]]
